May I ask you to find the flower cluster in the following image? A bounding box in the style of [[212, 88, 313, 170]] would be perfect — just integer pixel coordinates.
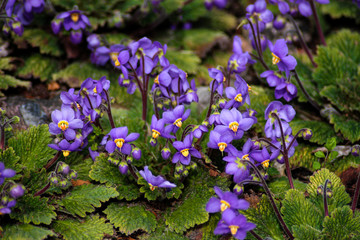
[[48, 161, 77, 188], [139, 166, 176, 191]]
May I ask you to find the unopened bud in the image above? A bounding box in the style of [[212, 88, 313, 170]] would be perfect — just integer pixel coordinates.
[[9, 184, 25, 199], [317, 185, 323, 195], [326, 189, 333, 198], [126, 155, 133, 164], [161, 148, 171, 160], [189, 161, 197, 170], [182, 169, 189, 177], [131, 147, 141, 160], [118, 161, 128, 175], [175, 163, 184, 173], [150, 138, 157, 147], [233, 184, 244, 195], [58, 162, 70, 175], [59, 180, 68, 188], [351, 145, 360, 157], [69, 170, 77, 179], [10, 116, 20, 124], [302, 129, 313, 140]]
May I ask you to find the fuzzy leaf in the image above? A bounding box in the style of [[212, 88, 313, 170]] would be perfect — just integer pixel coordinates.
[[281, 189, 323, 230], [290, 120, 341, 145], [307, 168, 351, 215], [207, 10, 237, 31], [321, 2, 360, 22], [17, 54, 59, 82], [323, 206, 360, 239], [327, 30, 360, 65], [320, 85, 360, 113], [57, 184, 118, 217], [10, 195, 56, 225], [0, 57, 16, 71], [292, 224, 324, 240], [289, 143, 318, 170], [53, 215, 113, 240], [166, 50, 201, 74], [181, 0, 208, 21], [22, 168, 48, 194], [0, 147, 21, 174], [8, 125, 56, 171], [268, 177, 307, 199], [89, 153, 140, 201], [104, 203, 157, 235], [200, 214, 221, 240], [2, 224, 55, 240], [0, 74, 30, 91], [52, 62, 109, 88], [329, 114, 360, 143], [13, 29, 63, 56]]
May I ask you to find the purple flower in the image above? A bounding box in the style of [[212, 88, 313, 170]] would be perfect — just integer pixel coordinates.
[[275, 82, 297, 101], [150, 115, 174, 140], [351, 145, 360, 157], [207, 128, 236, 155], [179, 79, 199, 104], [264, 101, 295, 139], [132, 147, 141, 160], [268, 39, 297, 76], [51, 19, 62, 34], [260, 70, 285, 87], [140, 166, 176, 190], [87, 34, 100, 50], [48, 139, 82, 157], [5, 0, 16, 17], [250, 147, 279, 168], [225, 77, 250, 109], [172, 134, 201, 165], [246, 0, 274, 25], [205, 0, 228, 10], [206, 187, 250, 213], [223, 155, 251, 184], [49, 107, 84, 140], [163, 105, 191, 134], [89, 147, 99, 161], [24, 0, 45, 14], [0, 162, 16, 185], [57, 10, 90, 31], [214, 209, 256, 239], [209, 112, 221, 125], [104, 127, 140, 155], [119, 161, 128, 174], [273, 16, 286, 30], [270, 0, 290, 14], [0, 198, 17, 215], [9, 184, 25, 199], [192, 123, 208, 138], [161, 148, 171, 160]]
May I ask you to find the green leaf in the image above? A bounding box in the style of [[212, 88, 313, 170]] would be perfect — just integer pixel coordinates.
[[160, 0, 184, 14], [181, 0, 207, 21], [52, 62, 109, 88], [103, 33, 129, 45], [289, 143, 318, 170], [320, 85, 360, 113], [2, 224, 55, 240], [0, 57, 16, 71], [315, 151, 326, 158], [292, 224, 324, 240], [10, 195, 56, 225], [322, 0, 360, 21], [268, 176, 307, 199], [8, 125, 56, 171], [323, 206, 360, 239], [307, 168, 351, 215], [325, 137, 337, 151], [57, 184, 118, 217], [89, 153, 140, 201], [241, 196, 284, 240], [53, 215, 113, 240], [17, 54, 59, 82], [166, 50, 201, 74], [290, 120, 341, 145], [104, 203, 157, 235], [22, 168, 48, 194], [329, 114, 360, 143], [207, 9, 237, 31], [327, 29, 360, 63], [13, 29, 63, 56], [313, 161, 321, 170], [0, 147, 21, 174], [0, 74, 30, 92], [200, 214, 221, 240], [281, 189, 323, 230]]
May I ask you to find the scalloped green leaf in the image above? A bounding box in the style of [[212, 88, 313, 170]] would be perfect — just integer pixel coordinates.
[[10, 195, 56, 225], [200, 214, 221, 240], [207, 9, 237, 31], [0, 57, 16, 71], [268, 177, 307, 199], [8, 125, 56, 171], [290, 120, 341, 145], [89, 153, 140, 201], [321, 2, 360, 22], [281, 189, 323, 230], [0, 147, 21, 174], [57, 184, 118, 217], [292, 224, 324, 240], [0, 74, 30, 91], [181, 0, 208, 21], [166, 50, 201, 74], [52, 62, 108, 88], [104, 203, 157, 235], [323, 206, 360, 239], [17, 54, 59, 82], [289, 143, 318, 170], [327, 29, 360, 63], [2, 224, 55, 240], [321, 84, 360, 113], [53, 215, 113, 240], [241, 195, 284, 240], [329, 114, 360, 143], [307, 168, 351, 215], [13, 29, 63, 56]]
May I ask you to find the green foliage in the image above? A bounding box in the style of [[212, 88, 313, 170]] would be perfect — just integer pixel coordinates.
[[181, 0, 208, 21], [17, 54, 59, 82], [0, 57, 16, 71], [52, 62, 109, 88], [323, 206, 360, 239], [206, 10, 237, 31], [2, 224, 55, 240], [200, 214, 221, 240], [241, 196, 284, 240], [268, 177, 307, 199], [0, 147, 21, 174], [289, 143, 318, 170], [104, 203, 157, 235], [139, 221, 190, 240], [10, 195, 56, 225], [321, 0, 360, 22], [307, 168, 351, 214], [0, 74, 30, 94], [57, 184, 118, 217], [329, 114, 360, 143], [13, 29, 63, 56], [21, 168, 48, 194], [166, 50, 201, 74], [89, 153, 140, 201], [8, 125, 56, 171], [53, 215, 113, 240], [292, 224, 324, 240]]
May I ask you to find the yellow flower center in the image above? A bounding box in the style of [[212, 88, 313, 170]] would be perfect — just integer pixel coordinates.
[[149, 183, 157, 191], [229, 225, 239, 235], [235, 94, 243, 102], [154, 75, 159, 84], [62, 150, 70, 157], [217, 142, 227, 152], [93, 87, 97, 94], [71, 13, 79, 22], [262, 159, 270, 168], [242, 154, 249, 161], [114, 138, 125, 149], [76, 103, 81, 109], [220, 200, 230, 212], [152, 129, 161, 139], [110, 52, 120, 66], [180, 149, 189, 157], [229, 122, 239, 133], [272, 52, 280, 64], [223, 76, 226, 83], [174, 118, 183, 128], [58, 120, 69, 131]]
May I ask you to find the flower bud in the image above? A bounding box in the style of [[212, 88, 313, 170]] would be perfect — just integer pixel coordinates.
[[253, 140, 261, 150], [351, 145, 360, 157], [317, 185, 323, 195], [126, 155, 133, 164], [10, 116, 20, 124], [233, 184, 244, 195], [131, 147, 141, 160], [9, 184, 25, 199], [218, 99, 227, 109], [326, 189, 333, 198], [276, 154, 285, 164], [49, 173, 59, 185], [302, 129, 313, 140], [174, 172, 181, 179], [182, 169, 189, 177], [59, 180, 68, 188], [161, 148, 171, 160], [118, 161, 128, 175], [326, 181, 332, 189], [1, 196, 9, 205], [175, 163, 184, 173], [108, 157, 119, 166], [58, 162, 70, 175], [189, 161, 197, 170], [150, 138, 157, 147], [69, 170, 78, 179], [51, 19, 62, 34]]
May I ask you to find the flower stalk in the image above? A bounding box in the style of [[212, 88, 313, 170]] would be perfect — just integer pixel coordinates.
[[309, 0, 327, 46], [351, 172, 360, 215]]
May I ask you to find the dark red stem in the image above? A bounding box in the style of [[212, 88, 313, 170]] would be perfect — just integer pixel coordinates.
[[293, 70, 321, 111], [0, 125, 4, 151], [351, 172, 360, 214], [323, 179, 330, 217], [34, 182, 50, 197], [45, 151, 61, 170], [104, 90, 115, 129], [309, 0, 327, 46]]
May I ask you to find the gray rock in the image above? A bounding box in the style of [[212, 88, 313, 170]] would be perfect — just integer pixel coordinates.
[[197, 86, 211, 113], [20, 101, 47, 126]]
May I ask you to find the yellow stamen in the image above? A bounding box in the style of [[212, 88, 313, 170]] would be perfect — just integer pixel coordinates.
[[234, 93, 243, 102], [229, 122, 239, 133], [76, 103, 81, 109], [242, 154, 249, 161], [262, 159, 270, 168], [71, 13, 79, 22], [174, 118, 183, 128], [247, 84, 252, 92], [229, 225, 239, 235], [220, 200, 230, 212], [180, 149, 189, 157], [114, 138, 125, 149], [152, 129, 161, 139], [58, 120, 69, 131], [223, 76, 226, 83], [93, 87, 97, 94], [62, 150, 70, 157], [217, 142, 227, 152], [272, 52, 280, 64], [149, 183, 157, 191], [154, 75, 159, 84], [110, 52, 120, 66]]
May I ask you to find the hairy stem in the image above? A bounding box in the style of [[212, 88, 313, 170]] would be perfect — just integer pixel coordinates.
[[45, 151, 61, 170], [0, 125, 4, 151], [323, 179, 330, 217], [351, 172, 360, 214], [258, 138, 285, 155], [309, 0, 326, 46], [104, 90, 115, 129], [250, 230, 263, 240], [293, 70, 321, 111], [34, 183, 51, 197]]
